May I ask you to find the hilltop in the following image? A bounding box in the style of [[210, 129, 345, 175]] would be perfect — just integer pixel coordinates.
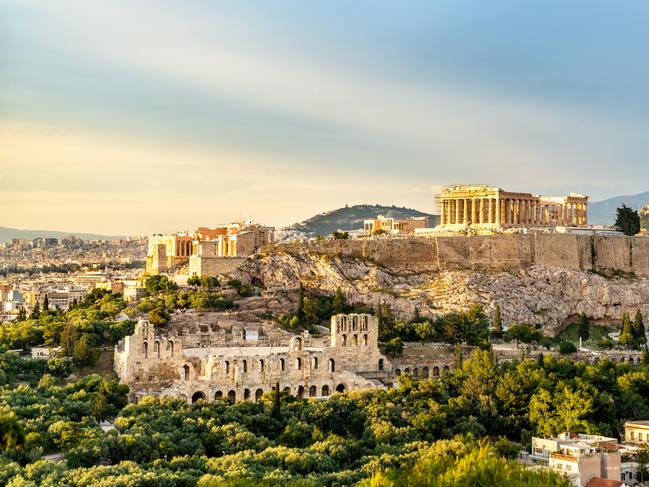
[[285, 204, 437, 236], [0, 226, 128, 243], [589, 190, 649, 224]]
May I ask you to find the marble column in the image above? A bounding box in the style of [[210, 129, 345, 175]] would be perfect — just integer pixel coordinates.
[[496, 198, 501, 225], [463, 199, 468, 225]]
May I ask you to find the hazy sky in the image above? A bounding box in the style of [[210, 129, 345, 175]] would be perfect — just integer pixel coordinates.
[[2, 1, 649, 235]]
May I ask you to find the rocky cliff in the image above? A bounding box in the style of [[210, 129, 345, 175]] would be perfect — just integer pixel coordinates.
[[236, 245, 649, 336]]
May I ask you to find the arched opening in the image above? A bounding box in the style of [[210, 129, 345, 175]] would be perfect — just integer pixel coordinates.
[[363, 334, 368, 346], [242, 360, 248, 373], [321, 385, 330, 396], [443, 365, 450, 372], [166, 341, 174, 357], [312, 357, 318, 369], [433, 366, 440, 377], [295, 358, 302, 370], [191, 391, 205, 403], [413, 368, 419, 378], [244, 389, 251, 401], [259, 359, 264, 371], [342, 334, 347, 347], [142, 341, 148, 359], [255, 388, 264, 401], [227, 390, 236, 402], [214, 391, 223, 400], [329, 358, 335, 372], [352, 316, 358, 330], [352, 335, 358, 347], [183, 365, 190, 380], [295, 337, 303, 349], [405, 368, 411, 374], [362, 316, 368, 329], [225, 361, 230, 375], [423, 367, 429, 378], [378, 359, 384, 371], [297, 385, 305, 398], [154, 341, 160, 358], [336, 383, 346, 393], [395, 368, 401, 376], [280, 358, 286, 371], [283, 386, 291, 394], [309, 385, 317, 397]]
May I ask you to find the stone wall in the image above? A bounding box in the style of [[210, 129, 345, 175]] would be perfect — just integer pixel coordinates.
[[188, 256, 247, 277], [270, 235, 649, 277]]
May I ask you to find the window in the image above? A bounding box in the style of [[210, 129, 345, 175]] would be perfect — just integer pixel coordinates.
[[259, 359, 264, 371], [166, 341, 174, 357], [242, 360, 247, 373], [342, 334, 347, 346], [183, 365, 190, 380], [142, 342, 148, 359], [280, 358, 285, 371], [225, 361, 230, 374], [312, 357, 318, 369], [153, 341, 160, 358], [295, 358, 302, 370], [378, 359, 384, 371], [329, 358, 335, 372], [352, 335, 358, 346], [363, 334, 368, 346]]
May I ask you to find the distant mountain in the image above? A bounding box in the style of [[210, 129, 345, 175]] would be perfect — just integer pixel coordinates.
[[588, 191, 649, 224], [0, 227, 128, 244], [286, 204, 438, 236]]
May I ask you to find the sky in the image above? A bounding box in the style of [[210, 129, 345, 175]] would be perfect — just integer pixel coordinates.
[[2, 0, 649, 235]]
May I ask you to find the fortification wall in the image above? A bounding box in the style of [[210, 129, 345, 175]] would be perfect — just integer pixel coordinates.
[[271, 235, 649, 277]]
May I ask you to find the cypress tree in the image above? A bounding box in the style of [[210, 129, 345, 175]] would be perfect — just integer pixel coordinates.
[[332, 287, 345, 315], [296, 282, 305, 326], [634, 310, 646, 346], [619, 312, 635, 348], [30, 300, 40, 319], [43, 295, 49, 312], [493, 304, 503, 338]]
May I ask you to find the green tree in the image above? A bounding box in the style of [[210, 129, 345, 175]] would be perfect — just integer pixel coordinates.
[[615, 203, 641, 236], [493, 304, 503, 339], [332, 288, 346, 315], [30, 300, 40, 320], [72, 334, 100, 367], [187, 275, 200, 288], [0, 411, 25, 452], [577, 313, 590, 341], [619, 312, 635, 348], [271, 382, 281, 420], [43, 295, 49, 312], [331, 231, 349, 240], [634, 310, 646, 346]]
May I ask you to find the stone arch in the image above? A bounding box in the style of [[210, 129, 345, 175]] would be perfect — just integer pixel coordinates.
[[259, 359, 265, 371], [362, 315, 368, 330], [352, 316, 358, 331], [293, 336, 303, 350], [312, 357, 318, 369], [342, 334, 347, 346], [153, 341, 160, 358], [242, 360, 248, 373], [295, 357, 302, 370], [227, 390, 236, 402], [352, 335, 358, 347], [182, 364, 190, 380], [297, 385, 305, 398], [321, 385, 330, 396], [423, 366, 429, 378], [336, 383, 346, 393], [433, 366, 440, 377], [363, 334, 368, 346], [413, 368, 419, 378], [166, 341, 174, 357], [142, 341, 148, 359], [395, 368, 401, 376], [244, 389, 251, 401], [191, 391, 206, 403], [214, 391, 223, 400], [225, 361, 230, 375], [378, 358, 384, 371], [443, 365, 450, 372], [280, 358, 286, 371], [309, 385, 317, 397], [329, 358, 335, 372], [283, 386, 291, 394], [405, 368, 411, 374], [255, 388, 264, 401]]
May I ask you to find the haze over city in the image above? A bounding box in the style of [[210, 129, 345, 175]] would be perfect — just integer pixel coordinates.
[[2, 0, 649, 235]]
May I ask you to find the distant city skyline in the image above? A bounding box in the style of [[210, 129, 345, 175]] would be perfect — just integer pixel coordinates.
[[2, 1, 649, 235]]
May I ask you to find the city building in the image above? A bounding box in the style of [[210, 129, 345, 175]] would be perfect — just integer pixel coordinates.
[[362, 215, 429, 236], [436, 185, 589, 230], [146, 221, 274, 275], [531, 433, 621, 487], [624, 421, 649, 444]]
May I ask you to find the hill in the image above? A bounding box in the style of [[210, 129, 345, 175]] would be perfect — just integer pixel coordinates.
[[0, 226, 128, 243], [286, 204, 437, 236], [589, 191, 649, 224]]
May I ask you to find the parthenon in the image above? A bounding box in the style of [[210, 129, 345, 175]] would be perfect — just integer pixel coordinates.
[[436, 185, 589, 229]]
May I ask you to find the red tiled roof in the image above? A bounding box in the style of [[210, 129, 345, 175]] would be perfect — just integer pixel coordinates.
[[584, 477, 624, 487]]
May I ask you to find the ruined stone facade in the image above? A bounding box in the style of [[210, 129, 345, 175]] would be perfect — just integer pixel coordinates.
[[436, 184, 589, 230], [115, 313, 395, 403], [363, 215, 429, 236]]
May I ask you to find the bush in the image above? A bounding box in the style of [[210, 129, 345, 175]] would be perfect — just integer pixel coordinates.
[[559, 341, 577, 354]]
